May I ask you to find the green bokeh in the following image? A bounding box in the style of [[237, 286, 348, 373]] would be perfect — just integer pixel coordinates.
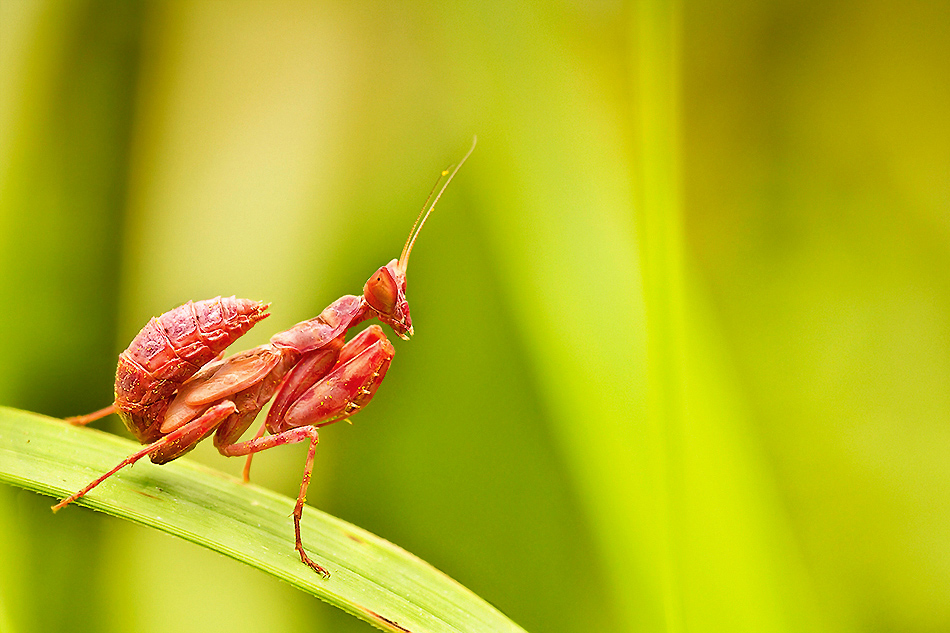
[[1, 1, 947, 632]]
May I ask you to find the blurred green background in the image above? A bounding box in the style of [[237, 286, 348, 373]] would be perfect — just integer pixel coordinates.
[[1, 1, 947, 632]]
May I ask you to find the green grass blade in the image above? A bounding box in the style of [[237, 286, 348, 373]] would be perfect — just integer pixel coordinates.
[[631, 0, 686, 630], [0, 406, 526, 633]]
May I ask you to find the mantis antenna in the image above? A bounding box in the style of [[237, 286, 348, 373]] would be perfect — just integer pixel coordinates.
[[398, 135, 477, 272], [400, 172, 449, 265]]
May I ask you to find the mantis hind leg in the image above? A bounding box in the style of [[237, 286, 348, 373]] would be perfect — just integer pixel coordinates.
[[65, 404, 117, 426], [53, 401, 237, 512]]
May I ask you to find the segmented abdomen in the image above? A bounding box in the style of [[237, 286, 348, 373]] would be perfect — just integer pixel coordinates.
[[114, 297, 269, 443]]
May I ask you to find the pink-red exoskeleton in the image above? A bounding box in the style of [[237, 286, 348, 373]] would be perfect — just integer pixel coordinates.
[[53, 138, 476, 577]]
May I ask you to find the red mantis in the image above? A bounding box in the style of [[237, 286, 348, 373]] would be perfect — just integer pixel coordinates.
[[53, 138, 476, 577]]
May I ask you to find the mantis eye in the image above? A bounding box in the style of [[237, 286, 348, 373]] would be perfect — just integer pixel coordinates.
[[363, 265, 399, 315]]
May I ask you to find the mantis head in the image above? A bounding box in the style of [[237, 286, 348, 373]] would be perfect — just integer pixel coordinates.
[[362, 136, 476, 340], [363, 258, 412, 339]]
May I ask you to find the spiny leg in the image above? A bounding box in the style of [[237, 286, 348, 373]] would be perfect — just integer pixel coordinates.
[[293, 428, 322, 576], [265, 343, 341, 432], [65, 404, 117, 426], [223, 326, 395, 576], [219, 426, 326, 577], [52, 401, 236, 512], [232, 343, 341, 485], [241, 420, 268, 483], [279, 325, 394, 429]]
